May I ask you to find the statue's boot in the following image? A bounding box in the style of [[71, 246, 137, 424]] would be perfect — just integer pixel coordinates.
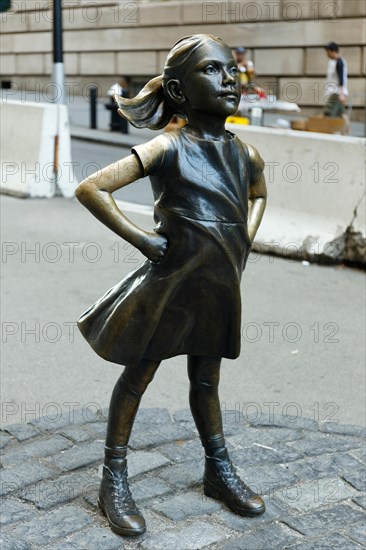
[[98, 447, 146, 536], [204, 447, 265, 516]]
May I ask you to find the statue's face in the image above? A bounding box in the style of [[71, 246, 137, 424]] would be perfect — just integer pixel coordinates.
[[182, 41, 241, 117]]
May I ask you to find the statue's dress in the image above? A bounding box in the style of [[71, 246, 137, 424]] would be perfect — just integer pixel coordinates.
[[78, 128, 264, 366]]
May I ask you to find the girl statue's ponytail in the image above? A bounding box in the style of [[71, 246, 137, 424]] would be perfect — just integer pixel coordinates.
[[113, 35, 225, 130], [113, 75, 174, 130]]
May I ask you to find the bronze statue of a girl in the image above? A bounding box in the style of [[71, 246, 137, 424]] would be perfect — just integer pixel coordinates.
[[76, 34, 267, 537]]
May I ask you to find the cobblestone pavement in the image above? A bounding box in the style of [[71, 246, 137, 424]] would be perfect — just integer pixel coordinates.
[[1, 408, 365, 550]]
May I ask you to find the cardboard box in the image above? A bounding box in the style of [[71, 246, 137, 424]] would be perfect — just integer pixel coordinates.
[[291, 120, 308, 131], [306, 115, 345, 134]]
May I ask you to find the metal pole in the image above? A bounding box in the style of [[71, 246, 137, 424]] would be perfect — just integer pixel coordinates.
[[90, 87, 98, 129], [52, 0, 65, 103]]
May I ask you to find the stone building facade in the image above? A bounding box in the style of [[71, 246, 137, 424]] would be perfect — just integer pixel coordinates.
[[0, 0, 365, 118]]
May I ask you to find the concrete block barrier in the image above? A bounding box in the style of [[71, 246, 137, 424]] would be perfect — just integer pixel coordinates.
[[227, 124, 366, 264], [0, 99, 75, 198]]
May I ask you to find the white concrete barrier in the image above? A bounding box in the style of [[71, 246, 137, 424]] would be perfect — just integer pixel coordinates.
[[0, 99, 76, 198], [227, 124, 366, 263]]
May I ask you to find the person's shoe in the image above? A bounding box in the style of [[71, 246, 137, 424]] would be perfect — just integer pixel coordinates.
[[203, 448, 265, 517], [98, 458, 146, 536]]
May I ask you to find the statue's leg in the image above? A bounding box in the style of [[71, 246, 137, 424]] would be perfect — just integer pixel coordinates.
[[99, 359, 160, 536], [187, 355, 265, 517], [187, 355, 225, 452]]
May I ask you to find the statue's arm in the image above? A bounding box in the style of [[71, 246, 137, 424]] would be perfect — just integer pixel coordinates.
[[248, 174, 267, 242], [75, 154, 167, 263], [246, 144, 267, 242]]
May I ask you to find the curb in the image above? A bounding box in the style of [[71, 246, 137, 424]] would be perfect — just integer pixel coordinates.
[[70, 126, 154, 148]]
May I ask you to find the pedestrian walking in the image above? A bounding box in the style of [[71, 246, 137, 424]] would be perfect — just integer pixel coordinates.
[[324, 41, 350, 132]]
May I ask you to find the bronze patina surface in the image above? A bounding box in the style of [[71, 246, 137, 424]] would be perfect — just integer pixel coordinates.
[[76, 34, 267, 537]]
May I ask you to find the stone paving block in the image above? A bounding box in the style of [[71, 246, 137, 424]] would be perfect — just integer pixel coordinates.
[[158, 438, 212, 463], [286, 432, 364, 456], [101, 407, 109, 418], [282, 452, 365, 481], [231, 441, 304, 467], [30, 408, 105, 432], [343, 468, 366, 491], [274, 476, 358, 512], [158, 458, 203, 489], [237, 464, 299, 495], [215, 499, 286, 532], [135, 408, 171, 425], [220, 412, 254, 436], [2, 410, 366, 550], [21, 469, 100, 509], [346, 522, 366, 546], [29, 415, 73, 432], [82, 421, 107, 439], [227, 426, 303, 449], [248, 414, 318, 431], [4, 423, 41, 442], [287, 503, 366, 536], [75, 408, 105, 424], [12, 505, 93, 546], [222, 422, 250, 437], [83, 491, 99, 510], [0, 462, 57, 496], [352, 494, 366, 510], [0, 533, 32, 550], [45, 440, 104, 472], [65, 408, 107, 425], [221, 521, 302, 549], [220, 406, 244, 423], [130, 477, 173, 502], [350, 447, 366, 463], [128, 450, 171, 478], [173, 409, 194, 423], [152, 490, 222, 521], [319, 423, 366, 438], [140, 520, 228, 550], [0, 498, 36, 526], [129, 422, 194, 450], [2, 435, 72, 466], [236, 462, 300, 494], [287, 531, 364, 549], [59, 426, 93, 444], [47, 526, 122, 550], [0, 432, 12, 449], [43, 542, 79, 549]]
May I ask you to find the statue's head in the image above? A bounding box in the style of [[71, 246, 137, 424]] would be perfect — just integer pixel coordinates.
[[114, 34, 240, 129], [162, 34, 241, 118]]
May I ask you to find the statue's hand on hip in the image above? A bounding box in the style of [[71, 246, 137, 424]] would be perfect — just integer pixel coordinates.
[[140, 232, 169, 264]]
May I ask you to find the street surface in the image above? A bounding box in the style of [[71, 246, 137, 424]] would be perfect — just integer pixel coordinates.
[[1, 92, 365, 429], [1, 195, 365, 428], [71, 139, 154, 204]]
